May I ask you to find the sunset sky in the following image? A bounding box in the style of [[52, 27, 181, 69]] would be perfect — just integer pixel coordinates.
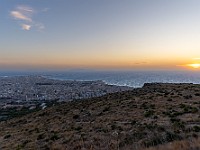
[[1, 0, 200, 70]]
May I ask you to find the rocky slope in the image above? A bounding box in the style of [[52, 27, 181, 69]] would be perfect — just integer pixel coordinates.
[[0, 83, 200, 149]]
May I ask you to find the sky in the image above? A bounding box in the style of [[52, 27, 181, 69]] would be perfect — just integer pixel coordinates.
[[1, 0, 200, 70]]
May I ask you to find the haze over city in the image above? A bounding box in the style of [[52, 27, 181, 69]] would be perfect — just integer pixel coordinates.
[[2, 0, 200, 70]]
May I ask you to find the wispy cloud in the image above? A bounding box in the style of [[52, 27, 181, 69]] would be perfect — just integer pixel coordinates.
[[17, 5, 34, 12], [42, 8, 50, 12], [10, 5, 33, 22], [21, 24, 31, 30], [134, 62, 148, 65], [11, 11, 32, 22], [10, 5, 46, 31], [35, 23, 45, 30]]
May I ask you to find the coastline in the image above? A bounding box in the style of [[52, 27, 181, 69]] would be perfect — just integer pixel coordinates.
[[1, 70, 200, 88], [0, 75, 132, 121]]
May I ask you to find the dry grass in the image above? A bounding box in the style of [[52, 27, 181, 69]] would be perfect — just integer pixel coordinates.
[[0, 83, 199, 149], [145, 137, 200, 150]]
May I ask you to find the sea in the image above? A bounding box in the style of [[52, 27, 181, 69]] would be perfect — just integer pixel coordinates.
[[0, 70, 200, 88]]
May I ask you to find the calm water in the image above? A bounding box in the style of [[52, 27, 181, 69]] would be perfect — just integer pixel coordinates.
[[1, 70, 200, 88]]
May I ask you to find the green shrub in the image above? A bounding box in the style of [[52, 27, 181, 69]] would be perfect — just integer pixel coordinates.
[[37, 133, 45, 140], [193, 126, 200, 132], [165, 131, 182, 142], [50, 134, 59, 141], [144, 110, 154, 117], [73, 114, 79, 119], [4, 134, 11, 139], [103, 106, 110, 112]]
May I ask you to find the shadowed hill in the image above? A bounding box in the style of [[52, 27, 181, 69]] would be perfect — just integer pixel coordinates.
[[0, 83, 200, 149]]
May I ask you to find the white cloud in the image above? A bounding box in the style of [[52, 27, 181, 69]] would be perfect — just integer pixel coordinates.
[[11, 11, 32, 22], [17, 5, 34, 13], [10, 5, 47, 31], [35, 23, 45, 30], [21, 24, 31, 30], [42, 8, 50, 12]]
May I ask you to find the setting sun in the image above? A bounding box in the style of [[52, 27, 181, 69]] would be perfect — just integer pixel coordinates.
[[187, 63, 200, 69]]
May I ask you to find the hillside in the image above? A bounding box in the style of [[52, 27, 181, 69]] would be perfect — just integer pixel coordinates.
[[0, 83, 200, 150]]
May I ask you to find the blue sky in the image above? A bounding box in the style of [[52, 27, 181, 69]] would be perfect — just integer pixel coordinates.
[[2, 0, 200, 70]]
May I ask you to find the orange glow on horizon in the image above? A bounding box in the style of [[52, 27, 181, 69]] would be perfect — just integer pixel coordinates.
[[187, 63, 200, 69], [177, 57, 200, 70], [0, 55, 198, 70]]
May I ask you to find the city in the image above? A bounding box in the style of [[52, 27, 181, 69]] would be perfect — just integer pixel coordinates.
[[0, 76, 131, 114]]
